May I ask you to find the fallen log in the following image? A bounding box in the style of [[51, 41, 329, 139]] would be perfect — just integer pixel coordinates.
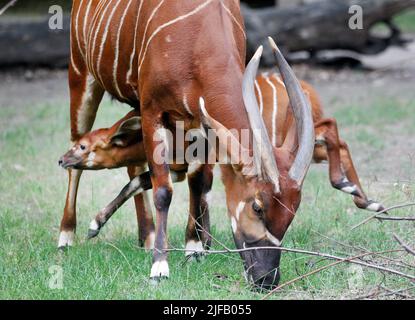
[[0, 16, 70, 68], [0, 0, 414, 68], [243, 0, 415, 65]]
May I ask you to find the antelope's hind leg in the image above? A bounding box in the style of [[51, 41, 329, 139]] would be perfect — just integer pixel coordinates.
[[59, 66, 104, 249], [313, 118, 387, 213]]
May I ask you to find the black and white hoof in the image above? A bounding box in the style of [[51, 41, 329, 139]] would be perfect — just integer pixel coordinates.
[[185, 240, 206, 262], [334, 177, 360, 197], [150, 260, 169, 284], [365, 200, 387, 213], [58, 230, 75, 250], [87, 219, 102, 239]]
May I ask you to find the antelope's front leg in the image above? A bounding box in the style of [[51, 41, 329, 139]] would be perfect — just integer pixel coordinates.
[[142, 113, 173, 281], [59, 169, 82, 248], [185, 164, 214, 259], [59, 63, 104, 248]]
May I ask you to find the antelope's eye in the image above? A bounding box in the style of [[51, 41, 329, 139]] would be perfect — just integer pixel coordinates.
[[80, 144, 86, 151], [252, 201, 263, 215]]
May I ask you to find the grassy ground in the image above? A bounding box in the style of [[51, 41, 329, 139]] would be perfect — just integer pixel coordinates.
[[0, 71, 414, 299]]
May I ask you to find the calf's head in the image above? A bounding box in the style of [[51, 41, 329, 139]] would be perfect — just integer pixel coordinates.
[[200, 39, 314, 290], [59, 111, 143, 170]]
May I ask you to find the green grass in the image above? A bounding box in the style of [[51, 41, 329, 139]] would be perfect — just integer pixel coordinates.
[[395, 10, 415, 33], [333, 98, 414, 127], [0, 94, 414, 300]]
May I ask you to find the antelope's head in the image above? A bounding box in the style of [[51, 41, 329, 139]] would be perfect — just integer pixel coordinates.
[[200, 39, 315, 290], [59, 111, 144, 170]]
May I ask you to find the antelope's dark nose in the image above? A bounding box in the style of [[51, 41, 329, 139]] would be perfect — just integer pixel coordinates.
[[58, 155, 68, 168], [252, 270, 280, 292]]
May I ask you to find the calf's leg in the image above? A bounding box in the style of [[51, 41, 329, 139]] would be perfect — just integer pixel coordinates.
[[313, 118, 386, 213], [59, 67, 104, 249]]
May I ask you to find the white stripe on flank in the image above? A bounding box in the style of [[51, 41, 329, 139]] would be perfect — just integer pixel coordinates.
[[83, 0, 93, 46], [137, 0, 166, 71], [74, 0, 84, 59], [90, 0, 113, 79], [264, 75, 278, 147], [138, 0, 214, 75], [183, 95, 193, 116], [87, 0, 106, 45], [113, 0, 133, 100], [254, 80, 263, 115], [69, 3, 81, 76], [127, 0, 144, 86], [220, 1, 246, 39], [86, 0, 107, 73], [96, 0, 123, 88]]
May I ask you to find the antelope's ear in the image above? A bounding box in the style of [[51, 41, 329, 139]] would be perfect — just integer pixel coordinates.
[[109, 116, 141, 147], [199, 97, 249, 174]]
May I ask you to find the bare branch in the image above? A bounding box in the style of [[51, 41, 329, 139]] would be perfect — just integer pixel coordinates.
[[262, 250, 400, 300], [137, 245, 415, 282], [378, 285, 415, 299], [394, 234, 415, 256], [312, 230, 415, 269], [351, 202, 415, 231], [377, 216, 415, 222], [0, 0, 17, 16]]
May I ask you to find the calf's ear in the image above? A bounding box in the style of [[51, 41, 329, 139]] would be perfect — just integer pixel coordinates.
[[109, 116, 141, 147]]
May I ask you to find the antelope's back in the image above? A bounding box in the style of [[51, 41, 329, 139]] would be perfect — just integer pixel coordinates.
[[70, 0, 246, 106], [255, 73, 323, 148]]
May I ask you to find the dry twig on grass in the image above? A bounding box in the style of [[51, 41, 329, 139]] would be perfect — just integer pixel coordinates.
[[394, 234, 415, 256], [379, 285, 414, 299], [309, 230, 415, 269], [261, 249, 412, 300], [351, 202, 415, 231], [377, 216, 415, 221], [133, 212, 414, 298], [139, 245, 415, 282]]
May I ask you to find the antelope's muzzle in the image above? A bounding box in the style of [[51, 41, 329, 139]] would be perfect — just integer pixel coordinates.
[[240, 239, 282, 291], [58, 150, 83, 169]]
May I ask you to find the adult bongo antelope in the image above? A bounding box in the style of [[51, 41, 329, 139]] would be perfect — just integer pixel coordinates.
[[60, 69, 387, 249], [61, 0, 314, 288], [61, 70, 388, 271]]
